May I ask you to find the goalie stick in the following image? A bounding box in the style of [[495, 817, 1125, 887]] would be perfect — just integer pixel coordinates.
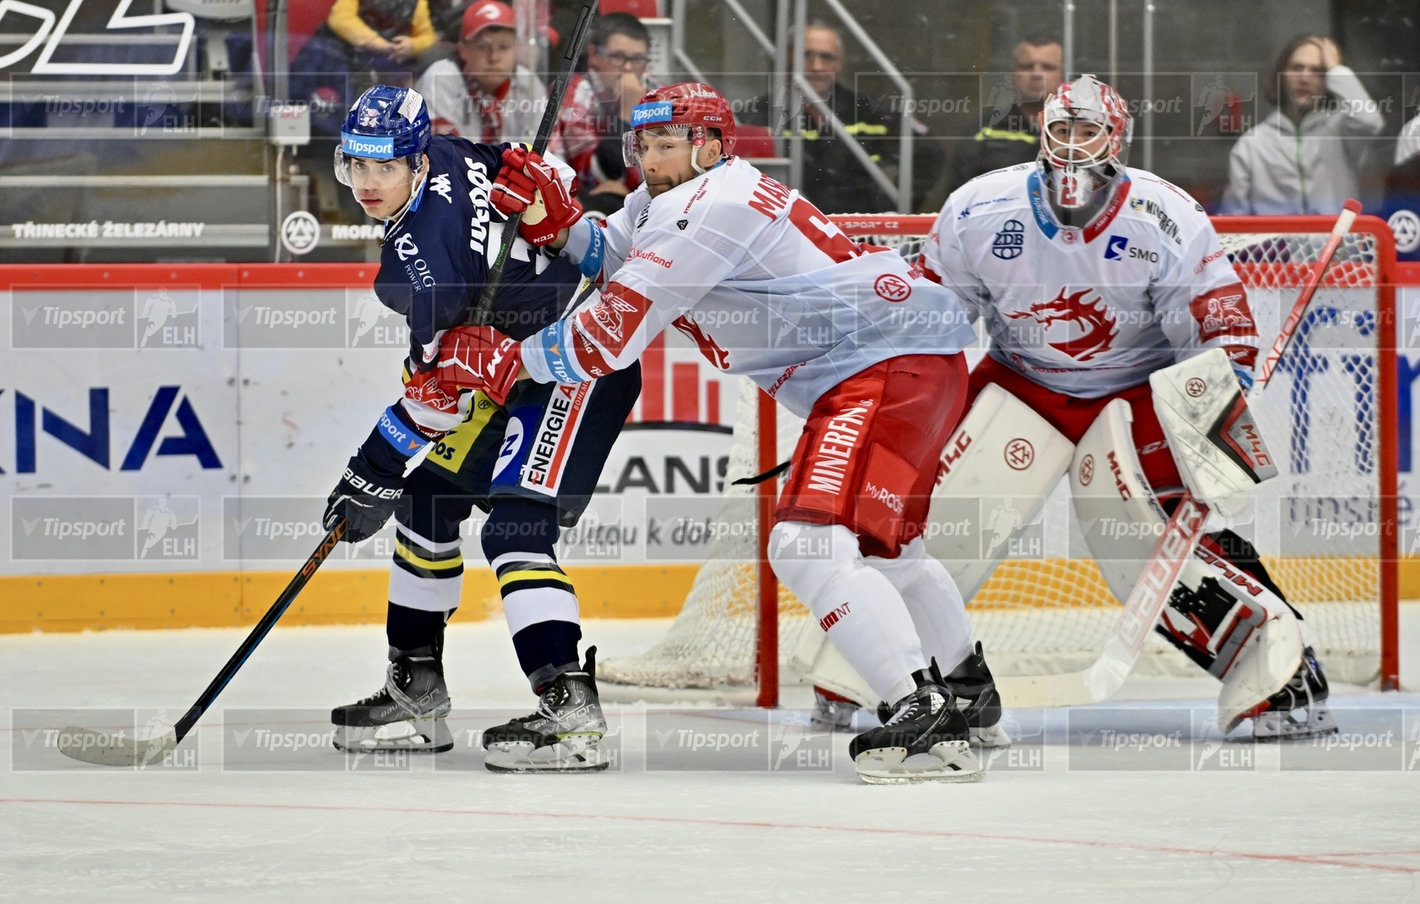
[[57, 520, 348, 766], [467, 0, 598, 326], [995, 198, 1363, 708]]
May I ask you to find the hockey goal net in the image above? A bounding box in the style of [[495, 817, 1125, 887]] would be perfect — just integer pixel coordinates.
[[598, 213, 1400, 704]]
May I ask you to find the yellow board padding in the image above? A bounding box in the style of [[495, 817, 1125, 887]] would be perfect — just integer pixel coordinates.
[[3, 557, 1416, 634], [0, 564, 700, 634]]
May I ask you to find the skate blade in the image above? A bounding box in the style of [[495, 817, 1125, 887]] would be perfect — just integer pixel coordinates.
[[333, 719, 453, 753], [1251, 705, 1339, 742], [484, 736, 608, 773], [854, 740, 984, 784]]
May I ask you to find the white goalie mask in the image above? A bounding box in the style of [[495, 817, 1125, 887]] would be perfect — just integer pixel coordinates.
[[1037, 74, 1133, 210]]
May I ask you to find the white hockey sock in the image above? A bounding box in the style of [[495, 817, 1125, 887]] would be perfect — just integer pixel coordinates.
[[866, 538, 973, 676], [768, 521, 927, 702]]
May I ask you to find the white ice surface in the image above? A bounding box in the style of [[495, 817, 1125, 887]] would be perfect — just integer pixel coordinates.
[[4, 608, 1420, 902]]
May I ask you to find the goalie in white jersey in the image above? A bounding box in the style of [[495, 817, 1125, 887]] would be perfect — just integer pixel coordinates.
[[434, 81, 1002, 783], [921, 74, 1336, 739]]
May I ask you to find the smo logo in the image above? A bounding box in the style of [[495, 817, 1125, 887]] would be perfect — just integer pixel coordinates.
[[2, 386, 221, 473], [0, 0, 194, 76]]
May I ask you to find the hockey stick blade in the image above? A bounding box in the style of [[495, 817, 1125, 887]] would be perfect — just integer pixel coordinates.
[[57, 724, 178, 767], [56, 520, 346, 766], [995, 496, 1210, 708], [1007, 200, 1361, 708]]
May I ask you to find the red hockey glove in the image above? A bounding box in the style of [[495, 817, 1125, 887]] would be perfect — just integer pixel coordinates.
[[496, 146, 583, 246], [434, 325, 523, 406], [402, 366, 461, 417]]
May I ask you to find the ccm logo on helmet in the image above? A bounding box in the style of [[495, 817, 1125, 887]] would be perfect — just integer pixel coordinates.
[[631, 101, 674, 126], [341, 135, 395, 157]]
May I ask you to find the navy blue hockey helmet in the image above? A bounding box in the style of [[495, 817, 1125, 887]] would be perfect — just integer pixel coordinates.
[[335, 84, 432, 185]]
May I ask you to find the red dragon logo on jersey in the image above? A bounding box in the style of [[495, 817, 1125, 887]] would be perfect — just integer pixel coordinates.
[[672, 314, 731, 370], [1005, 287, 1118, 361]]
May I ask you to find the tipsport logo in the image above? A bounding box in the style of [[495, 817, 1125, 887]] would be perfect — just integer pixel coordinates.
[[11, 496, 199, 561], [11, 708, 198, 771], [643, 711, 831, 772], [13, 288, 200, 349], [222, 497, 395, 561], [221, 709, 415, 772]]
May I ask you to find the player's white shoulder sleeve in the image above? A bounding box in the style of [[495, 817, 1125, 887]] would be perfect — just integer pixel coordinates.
[[523, 168, 750, 384], [1137, 173, 1259, 369], [920, 186, 989, 320]]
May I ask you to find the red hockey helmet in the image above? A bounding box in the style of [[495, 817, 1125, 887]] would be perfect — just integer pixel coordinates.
[[624, 82, 737, 172]]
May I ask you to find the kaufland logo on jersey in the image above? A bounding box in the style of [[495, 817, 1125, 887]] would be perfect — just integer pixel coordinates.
[[341, 134, 394, 157], [631, 101, 674, 126]]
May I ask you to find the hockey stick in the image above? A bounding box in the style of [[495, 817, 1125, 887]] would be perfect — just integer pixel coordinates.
[[467, 0, 598, 326], [57, 519, 348, 766], [996, 198, 1363, 708]]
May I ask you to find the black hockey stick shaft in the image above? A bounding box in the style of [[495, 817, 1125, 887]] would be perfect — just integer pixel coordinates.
[[468, 0, 599, 326], [169, 519, 347, 742]]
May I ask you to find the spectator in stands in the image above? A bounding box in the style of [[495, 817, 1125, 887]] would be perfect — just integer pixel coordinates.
[[1219, 34, 1385, 215], [557, 12, 659, 216], [415, 0, 549, 144], [290, 0, 439, 136], [740, 21, 905, 213], [925, 35, 1062, 209]]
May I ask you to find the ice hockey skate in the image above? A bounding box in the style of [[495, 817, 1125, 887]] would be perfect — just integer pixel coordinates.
[[875, 642, 1010, 748], [331, 646, 453, 753], [851, 664, 983, 784], [1248, 646, 1339, 741], [482, 647, 609, 773]]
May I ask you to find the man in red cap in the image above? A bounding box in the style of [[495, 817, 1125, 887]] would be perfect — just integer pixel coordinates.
[[414, 0, 553, 145]]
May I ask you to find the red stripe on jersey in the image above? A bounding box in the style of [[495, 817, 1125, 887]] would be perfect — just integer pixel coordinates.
[[1189, 281, 1258, 367], [542, 382, 590, 488], [570, 280, 653, 368]]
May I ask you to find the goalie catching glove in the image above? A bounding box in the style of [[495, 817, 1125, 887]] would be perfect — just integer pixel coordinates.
[[490, 147, 583, 246], [434, 324, 523, 406]]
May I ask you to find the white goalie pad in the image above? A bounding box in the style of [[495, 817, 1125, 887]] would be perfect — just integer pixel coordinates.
[[790, 624, 876, 708], [1150, 348, 1279, 514], [1069, 398, 1169, 604], [930, 383, 1075, 600], [1216, 601, 1304, 733]]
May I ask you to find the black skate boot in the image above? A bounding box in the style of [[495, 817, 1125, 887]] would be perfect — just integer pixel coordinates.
[[482, 646, 608, 772], [876, 642, 1009, 748], [331, 646, 452, 753], [1251, 646, 1338, 741], [851, 662, 982, 784]]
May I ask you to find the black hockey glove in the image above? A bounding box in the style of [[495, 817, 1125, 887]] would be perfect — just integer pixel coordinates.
[[323, 449, 405, 543]]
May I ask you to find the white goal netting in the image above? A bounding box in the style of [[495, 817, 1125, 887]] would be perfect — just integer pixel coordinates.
[[599, 213, 1398, 701]]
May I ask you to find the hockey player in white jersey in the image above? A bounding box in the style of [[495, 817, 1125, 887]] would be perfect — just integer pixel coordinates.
[[434, 81, 1005, 783], [921, 74, 1336, 740]]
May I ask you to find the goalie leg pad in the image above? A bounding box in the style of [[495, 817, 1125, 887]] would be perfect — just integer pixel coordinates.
[[1217, 610, 1306, 734], [931, 382, 1074, 600]]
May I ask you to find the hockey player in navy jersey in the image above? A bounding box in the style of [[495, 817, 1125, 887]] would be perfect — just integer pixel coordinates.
[[921, 75, 1336, 740], [320, 85, 640, 771], [430, 82, 1010, 784]]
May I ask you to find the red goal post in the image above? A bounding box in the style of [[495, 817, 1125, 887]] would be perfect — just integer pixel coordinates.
[[596, 212, 1400, 705]]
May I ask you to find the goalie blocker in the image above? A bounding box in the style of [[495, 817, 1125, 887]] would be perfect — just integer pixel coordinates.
[[795, 350, 1329, 736]]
